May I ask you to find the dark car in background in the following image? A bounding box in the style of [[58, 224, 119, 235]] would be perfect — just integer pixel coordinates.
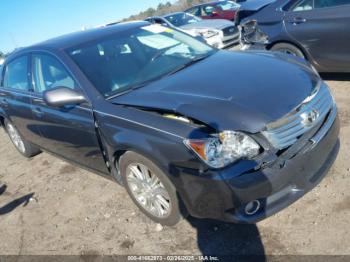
[[235, 0, 276, 24], [185, 0, 241, 21], [146, 12, 239, 48], [238, 0, 350, 72], [0, 22, 339, 226]]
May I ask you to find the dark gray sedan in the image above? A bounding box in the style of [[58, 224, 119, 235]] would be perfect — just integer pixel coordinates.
[[238, 0, 350, 72], [0, 22, 339, 225]]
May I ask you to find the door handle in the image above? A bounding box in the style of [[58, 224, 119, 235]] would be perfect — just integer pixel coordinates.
[[32, 107, 44, 117], [289, 17, 307, 25]]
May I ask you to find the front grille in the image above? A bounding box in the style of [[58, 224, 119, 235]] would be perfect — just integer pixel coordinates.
[[223, 26, 238, 36], [262, 82, 333, 150]]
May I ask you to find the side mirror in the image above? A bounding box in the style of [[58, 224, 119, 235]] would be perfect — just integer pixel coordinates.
[[43, 87, 86, 107]]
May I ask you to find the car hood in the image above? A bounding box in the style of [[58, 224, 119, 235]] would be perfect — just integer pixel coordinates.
[[110, 50, 319, 133], [239, 0, 276, 11], [179, 19, 235, 30]]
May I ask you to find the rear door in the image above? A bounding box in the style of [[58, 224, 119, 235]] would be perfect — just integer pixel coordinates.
[[284, 0, 350, 72], [29, 52, 109, 174], [0, 55, 37, 142]]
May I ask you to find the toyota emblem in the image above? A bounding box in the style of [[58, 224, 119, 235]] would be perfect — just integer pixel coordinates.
[[301, 109, 319, 126]]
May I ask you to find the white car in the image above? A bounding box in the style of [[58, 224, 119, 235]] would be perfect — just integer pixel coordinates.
[[146, 12, 239, 49]]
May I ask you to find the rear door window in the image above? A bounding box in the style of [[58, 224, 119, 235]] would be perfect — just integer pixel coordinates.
[[3, 56, 29, 91]]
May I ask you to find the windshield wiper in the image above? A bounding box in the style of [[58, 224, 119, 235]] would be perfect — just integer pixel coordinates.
[[106, 80, 155, 100], [166, 54, 210, 76]]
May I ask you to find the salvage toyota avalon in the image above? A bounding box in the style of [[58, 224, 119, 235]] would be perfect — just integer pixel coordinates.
[[0, 22, 339, 225]]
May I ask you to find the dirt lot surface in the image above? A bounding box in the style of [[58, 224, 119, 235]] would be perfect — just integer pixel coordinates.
[[0, 72, 349, 257]]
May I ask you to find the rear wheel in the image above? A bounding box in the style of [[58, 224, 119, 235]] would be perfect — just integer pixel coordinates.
[[120, 151, 185, 226], [270, 43, 305, 59], [5, 120, 41, 158]]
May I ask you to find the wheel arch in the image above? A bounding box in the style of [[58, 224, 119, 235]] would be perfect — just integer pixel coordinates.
[[108, 140, 176, 186], [0, 114, 4, 128], [267, 40, 309, 60], [0, 112, 10, 129], [112, 145, 170, 179]]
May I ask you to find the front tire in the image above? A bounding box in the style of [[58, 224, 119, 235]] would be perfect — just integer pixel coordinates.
[[5, 120, 41, 158], [119, 151, 184, 226], [270, 43, 305, 59]]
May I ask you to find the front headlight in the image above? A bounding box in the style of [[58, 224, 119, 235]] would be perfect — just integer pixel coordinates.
[[184, 131, 261, 168], [197, 29, 219, 38]]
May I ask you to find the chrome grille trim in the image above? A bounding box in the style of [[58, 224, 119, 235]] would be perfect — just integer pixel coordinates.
[[262, 82, 333, 150]]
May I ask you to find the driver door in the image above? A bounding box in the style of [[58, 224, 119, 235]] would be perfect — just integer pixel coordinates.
[[30, 52, 109, 174]]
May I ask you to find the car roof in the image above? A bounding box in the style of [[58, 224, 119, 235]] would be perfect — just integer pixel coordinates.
[[7, 21, 149, 59]]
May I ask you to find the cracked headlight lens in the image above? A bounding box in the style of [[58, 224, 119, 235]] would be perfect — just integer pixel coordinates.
[[185, 131, 261, 168]]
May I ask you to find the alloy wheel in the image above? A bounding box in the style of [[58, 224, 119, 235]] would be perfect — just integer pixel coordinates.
[[126, 163, 171, 218], [7, 123, 25, 153]]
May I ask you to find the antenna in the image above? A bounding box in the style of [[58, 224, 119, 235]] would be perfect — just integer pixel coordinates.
[[9, 32, 18, 49]]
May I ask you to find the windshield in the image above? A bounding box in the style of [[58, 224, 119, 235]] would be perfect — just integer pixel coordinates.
[[67, 24, 214, 98], [164, 13, 201, 27]]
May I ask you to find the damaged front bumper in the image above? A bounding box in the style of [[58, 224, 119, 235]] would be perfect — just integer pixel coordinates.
[[239, 20, 269, 51], [173, 106, 340, 223]]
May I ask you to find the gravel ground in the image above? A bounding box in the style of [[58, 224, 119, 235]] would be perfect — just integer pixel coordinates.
[[0, 60, 349, 257]]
